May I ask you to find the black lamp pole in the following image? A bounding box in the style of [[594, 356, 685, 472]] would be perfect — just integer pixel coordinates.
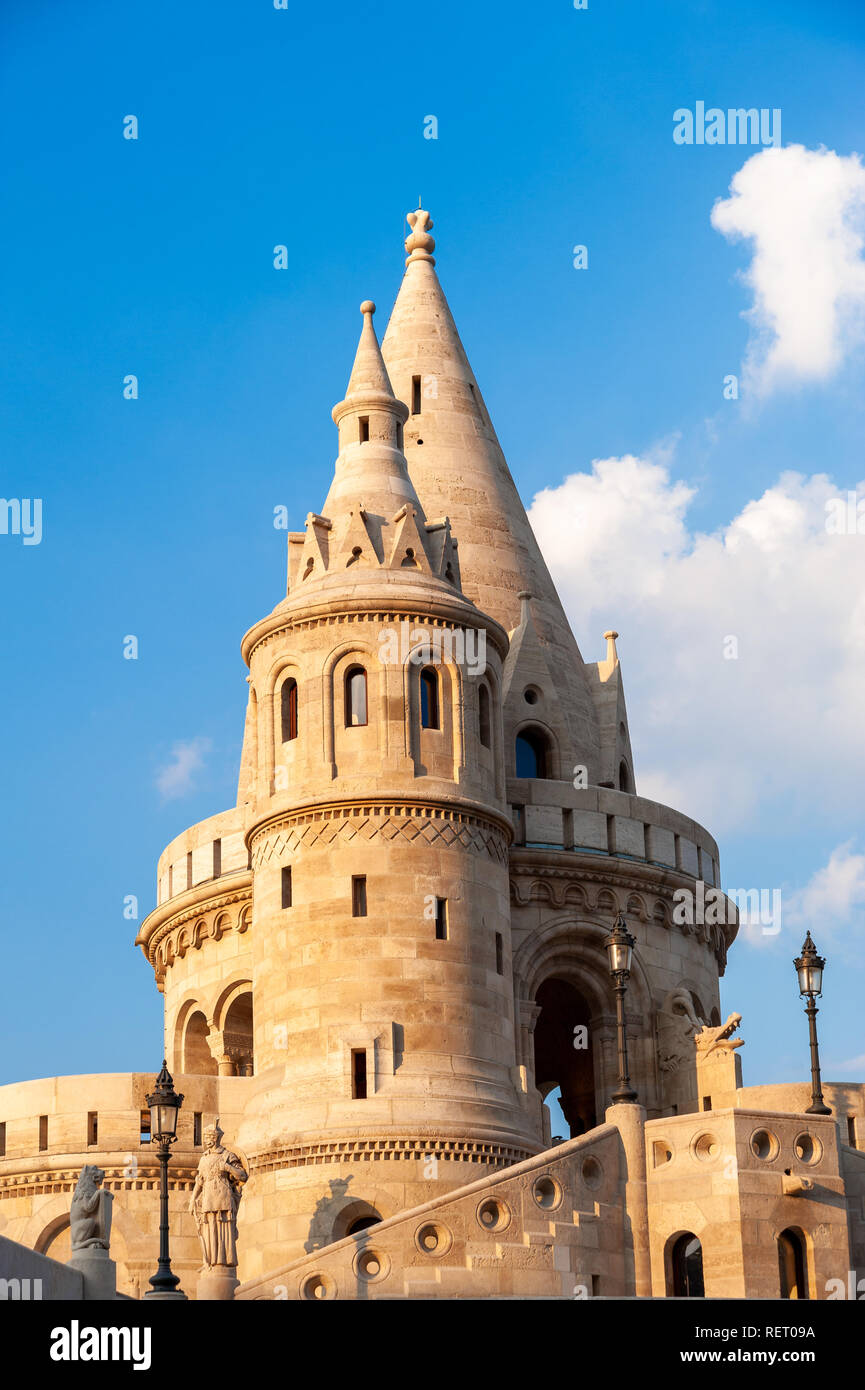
[[793, 934, 831, 1116], [144, 1060, 187, 1299], [605, 913, 638, 1104]]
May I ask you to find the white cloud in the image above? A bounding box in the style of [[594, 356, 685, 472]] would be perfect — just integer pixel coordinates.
[[711, 144, 865, 395], [156, 737, 212, 800], [786, 841, 865, 940], [528, 455, 865, 836]]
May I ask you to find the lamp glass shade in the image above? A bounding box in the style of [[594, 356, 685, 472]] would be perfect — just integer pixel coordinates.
[[151, 1101, 179, 1139], [796, 958, 823, 996], [605, 920, 635, 975], [795, 934, 825, 997]]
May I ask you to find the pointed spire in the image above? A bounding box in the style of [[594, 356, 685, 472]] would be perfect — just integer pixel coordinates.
[[382, 209, 604, 779], [324, 301, 414, 521], [340, 300, 399, 404]]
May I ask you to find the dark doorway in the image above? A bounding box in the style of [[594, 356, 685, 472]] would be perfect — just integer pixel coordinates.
[[533, 978, 596, 1136], [778, 1228, 809, 1299], [347, 1215, 381, 1236], [671, 1233, 705, 1297]]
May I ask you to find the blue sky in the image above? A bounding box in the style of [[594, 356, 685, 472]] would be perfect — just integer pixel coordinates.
[[1, 0, 863, 1094]]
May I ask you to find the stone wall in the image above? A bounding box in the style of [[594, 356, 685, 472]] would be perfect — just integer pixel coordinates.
[[0, 1072, 249, 1298]]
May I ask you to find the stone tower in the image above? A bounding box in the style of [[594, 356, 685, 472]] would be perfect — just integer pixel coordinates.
[[135, 210, 737, 1280]]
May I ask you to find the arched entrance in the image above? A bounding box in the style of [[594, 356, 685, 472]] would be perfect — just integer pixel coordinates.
[[183, 1009, 217, 1075], [778, 1228, 809, 1299], [223, 991, 254, 1076], [668, 1232, 705, 1297], [533, 978, 596, 1136]]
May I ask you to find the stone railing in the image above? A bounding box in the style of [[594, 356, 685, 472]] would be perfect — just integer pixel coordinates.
[[508, 783, 721, 886]]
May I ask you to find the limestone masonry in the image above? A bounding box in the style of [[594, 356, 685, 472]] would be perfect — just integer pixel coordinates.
[[1, 210, 863, 1300]]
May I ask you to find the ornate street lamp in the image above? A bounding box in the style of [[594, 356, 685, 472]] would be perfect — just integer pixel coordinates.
[[793, 933, 831, 1116], [604, 913, 638, 1103], [144, 1060, 187, 1300]]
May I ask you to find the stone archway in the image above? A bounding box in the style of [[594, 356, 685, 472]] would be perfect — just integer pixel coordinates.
[[513, 915, 658, 1130], [182, 1008, 218, 1075], [222, 991, 254, 1076], [533, 977, 596, 1136]]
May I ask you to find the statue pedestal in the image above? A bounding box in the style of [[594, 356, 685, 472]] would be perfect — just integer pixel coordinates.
[[197, 1267, 239, 1301], [67, 1247, 117, 1301]]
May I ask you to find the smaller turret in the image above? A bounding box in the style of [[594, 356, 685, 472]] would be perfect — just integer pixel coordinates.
[[284, 301, 460, 593]]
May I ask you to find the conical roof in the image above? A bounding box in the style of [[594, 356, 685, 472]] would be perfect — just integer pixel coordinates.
[[323, 300, 416, 520], [381, 210, 602, 770]]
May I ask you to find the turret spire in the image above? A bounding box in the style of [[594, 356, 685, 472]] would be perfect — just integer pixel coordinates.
[[339, 300, 400, 404], [324, 300, 413, 521], [381, 208, 604, 779], [285, 299, 461, 591]]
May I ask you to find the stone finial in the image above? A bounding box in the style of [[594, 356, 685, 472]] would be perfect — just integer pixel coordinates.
[[405, 208, 436, 265], [603, 629, 619, 664], [360, 299, 376, 317]]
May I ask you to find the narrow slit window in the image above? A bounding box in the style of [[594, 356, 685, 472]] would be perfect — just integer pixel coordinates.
[[478, 683, 491, 747], [281, 678, 298, 742], [282, 865, 293, 909], [396, 420, 404, 449], [212, 837, 222, 878], [420, 667, 440, 729], [411, 375, 421, 415], [87, 1112, 98, 1146], [352, 1049, 368, 1099], [848, 1115, 857, 1146], [193, 1112, 202, 1147], [0, 1123, 5, 1158], [352, 875, 367, 918], [495, 932, 504, 975], [38, 1115, 48, 1152], [140, 1110, 151, 1144], [345, 666, 368, 727], [435, 897, 448, 941], [359, 416, 369, 443], [186, 850, 193, 890]]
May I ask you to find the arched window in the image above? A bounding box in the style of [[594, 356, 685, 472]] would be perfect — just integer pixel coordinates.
[[671, 1233, 705, 1297], [223, 992, 254, 1077], [618, 760, 632, 792], [182, 1010, 217, 1077], [281, 678, 298, 742], [345, 666, 367, 727], [420, 667, 439, 729], [478, 683, 491, 748], [515, 727, 551, 779], [778, 1228, 809, 1299]]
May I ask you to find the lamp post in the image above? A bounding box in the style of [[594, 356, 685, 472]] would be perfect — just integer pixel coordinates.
[[605, 913, 638, 1103], [793, 933, 831, 1116], [144, 1060, 187, 1300]]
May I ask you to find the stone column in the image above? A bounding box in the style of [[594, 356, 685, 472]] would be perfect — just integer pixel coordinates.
[[606, 1102, 651, 1298]]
